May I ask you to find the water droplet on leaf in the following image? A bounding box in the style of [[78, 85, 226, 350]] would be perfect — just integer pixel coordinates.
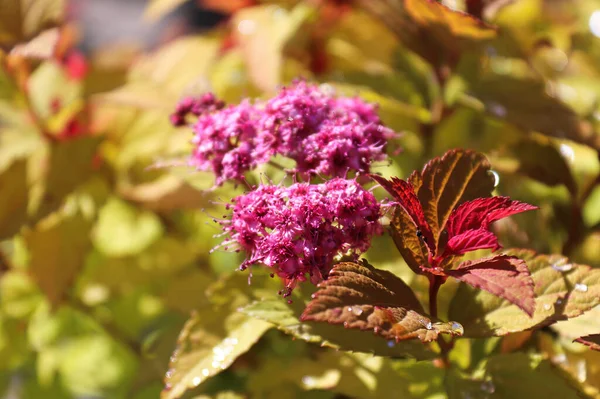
[[202, 368, 210, 377], [191, 376, 202, 387], [552, 260, 573, 272], [480, 380, 495, 394], [451, 322, 464, 335], [575, 283, 588, 292]]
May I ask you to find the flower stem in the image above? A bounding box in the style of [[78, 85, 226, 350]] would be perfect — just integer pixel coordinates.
[[428, 275, 453, 367], [428, 275, 443, 319]]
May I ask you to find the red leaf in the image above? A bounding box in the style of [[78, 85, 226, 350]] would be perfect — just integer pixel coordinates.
[[446, 197, 538, 237], [446, 255, 535, 316], [574, 334, 600, 351], [371, 174, 435, 251], [445, 229, 499, 255]]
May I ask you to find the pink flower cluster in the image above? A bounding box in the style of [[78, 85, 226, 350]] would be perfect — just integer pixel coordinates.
[[217, 178, 383, 295], [173, 81, 397, 186]]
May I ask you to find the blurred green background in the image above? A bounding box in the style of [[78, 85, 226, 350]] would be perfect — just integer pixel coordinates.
[[1, 0, 600, 398]]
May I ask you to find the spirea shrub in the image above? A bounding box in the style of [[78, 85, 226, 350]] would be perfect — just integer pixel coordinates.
[[172, 81, 397, 185]]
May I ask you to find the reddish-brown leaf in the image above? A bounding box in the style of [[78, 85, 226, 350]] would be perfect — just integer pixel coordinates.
[[446, 197, 539, 237], [371, 174, 434, 251], [445, 229, 499, 255], [389, 206, 431, 275], [409, 149, 495, 250], [574, 334, 600, 352], [446, 255, 535, 316], [301, 260, 463, 343], [449, 250, 600, 337]]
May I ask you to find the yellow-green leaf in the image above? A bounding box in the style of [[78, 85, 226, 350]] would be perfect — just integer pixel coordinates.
[[484, 353, 587, 398], [233, 4, 315, 92], [358, 0, 496, 68], [24, 209, 92, 307], [241, 296, 436, 359], [449, 250, 600, 337], [162, 311, 270, 399], [92, 197, 163, 257], [0, 159, 28, 240], [0, 0, 64, 47]]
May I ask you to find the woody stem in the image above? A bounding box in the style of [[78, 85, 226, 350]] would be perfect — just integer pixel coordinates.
[[428, 274, 443, 319]]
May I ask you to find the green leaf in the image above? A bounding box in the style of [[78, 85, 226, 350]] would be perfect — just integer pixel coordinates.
[[28, 61, 81, 121], [0, 0, 64, 47], [409, 149, 496, 247], [24, 209, 92, 307], [575, 335, 600, 352], [0, 314, 30, 370], [444, 369, 493, 399], [0, 159, 29, 240], [552, 306, 600, 340], [250, 350, 445, 399], [0, 271, 43, 319], [57, 335, 138, 398], [357, 0, 496, 68], [472, 76, 600, 150], [241, 296, 434, 359], [301, 261, 462, 343], [484, 353, 587, 398], [162, 312, 271, 399], [233, 4, 316, 92], [32, 136, 102, 221], [92, 197, 163, 257], [449, 250, 600, 337], [507, 135, 577, 194], [162, 271, 274, 399], [118, 174, 210, 211], [8, 27, 59, 60]]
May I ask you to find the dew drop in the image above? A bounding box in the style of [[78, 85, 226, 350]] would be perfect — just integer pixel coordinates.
[[343, 321, 349, 328], [559, 144, 575, 163], [556, 298, 564, 305], [480, 380, 495, 394], [191, 376, 202, 387], [201, 368, 210, 377], [543, 303, 552, 311], [590, 10, 600, 38], [425, 322, 433, 330], [489, 170, 500, 188], [552, 353, 567, 365], [487, 102, 507, 117], [302, 376, 316, 388], [387, 340, 395, 348], [576, 359, 587, 383], [552, 260, 573, 272], [237, 19, 256, 35], [351, 307, 364, 316], [451, 322, 464, 335], [575, 283, 588, 292]]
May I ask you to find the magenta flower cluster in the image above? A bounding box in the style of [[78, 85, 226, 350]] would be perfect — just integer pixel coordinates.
[[173, 81, 396, 186], [217, 178, 383, 294]]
